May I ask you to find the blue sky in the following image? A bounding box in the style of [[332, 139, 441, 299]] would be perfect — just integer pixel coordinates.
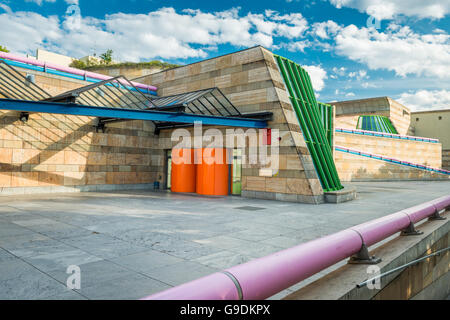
[[0, 0, 449, 110]]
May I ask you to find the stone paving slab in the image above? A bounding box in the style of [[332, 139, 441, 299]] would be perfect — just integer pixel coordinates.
[[0, 271, 70, 300], [75, 273, 170, 300], [0, 180, 449, 300]]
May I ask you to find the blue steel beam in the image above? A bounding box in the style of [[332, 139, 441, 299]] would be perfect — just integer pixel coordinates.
[[0, 98, 268, 129]]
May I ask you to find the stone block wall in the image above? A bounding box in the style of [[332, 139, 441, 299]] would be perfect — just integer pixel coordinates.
[[335, 132, 446, 181], [335, 132, 442, 167], [138, 46, 325, 204], [373, 232, 449, 300], [0, 67, 159, 194], [333, 97, 412, 135], [443, 150, 450, 170], [334, 97, 390, 130], [335, 151, 449, 182], [88, 66, 163, 80], [388, 97, 412, 136]]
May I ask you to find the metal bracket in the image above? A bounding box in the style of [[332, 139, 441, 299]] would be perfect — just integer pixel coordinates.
[[19, 112, 29, 123], [95, 123, 105, 133], [93, 118, 106, 133], [349, 244, 382, 265], [401, 222, 424, 236], [429, 209, 447, 221]]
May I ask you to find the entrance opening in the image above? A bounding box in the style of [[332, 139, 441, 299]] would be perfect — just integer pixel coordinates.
[[165, 150, 172, 190], [232, 149, 242, 195]]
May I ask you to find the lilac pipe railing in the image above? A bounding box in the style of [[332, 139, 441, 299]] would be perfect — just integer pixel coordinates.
[[142, 195, 450, 300], [336, 128, 440, 143], [0, 52, 158, 92], [336, 145, 450, 175]]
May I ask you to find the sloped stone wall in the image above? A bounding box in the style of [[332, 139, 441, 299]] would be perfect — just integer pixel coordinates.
[[139, 46, 325, 203]]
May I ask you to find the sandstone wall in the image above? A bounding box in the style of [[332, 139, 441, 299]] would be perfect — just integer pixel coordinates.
[[139, 46, 325, 203], [0, 67, 158, 195], [335, 132, 446, 181]]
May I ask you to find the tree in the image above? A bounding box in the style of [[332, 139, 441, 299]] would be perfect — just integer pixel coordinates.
[[0, 45, 9, 53], [69, 59, 87, 69], [100, 49, 113, 65]]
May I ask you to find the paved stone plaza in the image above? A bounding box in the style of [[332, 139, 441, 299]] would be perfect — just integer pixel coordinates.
[[0, 181, 449, 300]]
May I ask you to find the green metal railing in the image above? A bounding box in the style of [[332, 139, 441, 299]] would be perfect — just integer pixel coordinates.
[[357, 115, 398, 134], [318, 102, 334, 149], [274, 54, 343, 192]]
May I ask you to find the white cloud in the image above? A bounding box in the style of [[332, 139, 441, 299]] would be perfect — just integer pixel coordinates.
[[303, 65, 328, 91], [332, 67, 347, 77], [311, 20, 340, 39], [398, 90, 450, 111], [0, 11, 62, 55], [334, 24, 450, 79], [0, 7, 309, 61], [362, 82, 378, 88], [349, 70, 369, 80], [25, 0, 78, 5], [25, 0, 56, 5], [329, 0, 449, 20]]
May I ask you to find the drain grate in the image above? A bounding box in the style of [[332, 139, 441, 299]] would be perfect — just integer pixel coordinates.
[[235, 206, 266, 211]]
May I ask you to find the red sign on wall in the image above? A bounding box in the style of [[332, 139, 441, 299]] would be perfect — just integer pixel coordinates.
[[262, 129, 272, 146]]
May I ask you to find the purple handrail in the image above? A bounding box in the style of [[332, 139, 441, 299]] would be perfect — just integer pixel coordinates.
[[336, 127, 440, 143], [141, 195, 450, 300], [0, 52, 158, 92], [336, 145, 450, 175]]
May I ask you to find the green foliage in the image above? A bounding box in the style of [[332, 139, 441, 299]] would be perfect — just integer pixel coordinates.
[[69, 59, 87, 69], [78, 60, 180, 71], [0, 45, 10, 53], [69, 49, 180, 71], [100, 49, 113, 65]]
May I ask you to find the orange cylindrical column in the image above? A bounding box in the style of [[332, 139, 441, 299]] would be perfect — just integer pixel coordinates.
[[171, 149, 196, 193], [196, 148, 230, 196]]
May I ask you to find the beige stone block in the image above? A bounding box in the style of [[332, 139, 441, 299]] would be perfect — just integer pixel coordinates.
[[188, 63, 201, 76], [92, 133, 108, 146], [87, 152, 107, 165], [11, 172, 39, 187], [248, 67, 271, 83], [215, 75, 231, 87], [124, 172, 138, 184], [0, 128, 18, 141], [286, 178, 312, 195], [230, 72, 249, 86], [3, 140, 22, 149], [0, 148, 13, 163], [308, 179, 323, 195], [125, 154, 147, 165], [14, 126, 40, 141], [244, 176, 266, 191], [216, 55, 233, 69], [12, 149, 40, 165], [55, 165, 78, 172], [107, 134, 126, 147], [286, 154, 303, 170], [38, 172, 64, 186], [0, 172, 11, 187], [64, 151, 87, 165], [265, 177, 287, 193], [119, 166, 131, 172], [200, 60, 216, 73], [40, 151, 65, 165], [108, 153, 126, 165], [86, 172, 106, 185]]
